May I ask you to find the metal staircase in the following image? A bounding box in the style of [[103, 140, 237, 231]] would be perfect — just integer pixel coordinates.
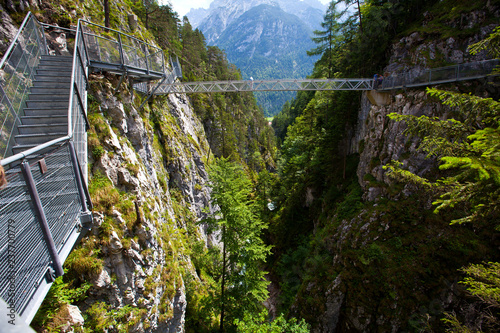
[[0, 12, 170, 325], [13, 55, 72, 154]]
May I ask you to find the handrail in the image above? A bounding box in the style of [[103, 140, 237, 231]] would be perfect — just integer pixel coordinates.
[[80, 20, 165, 76], [39, 23, 77, 34], [0, 12, 48, 162], [0, 12, 33, 69], [0, 136, 70, 166], [67, 19, 83, 139], [379, 59, 499, 90]]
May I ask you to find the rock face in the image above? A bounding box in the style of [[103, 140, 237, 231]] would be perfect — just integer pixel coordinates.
[[356, 89, 441, 202], [307, 6, 500, 333], [77, 76, 213, 332], [0, 4, 19, 58]]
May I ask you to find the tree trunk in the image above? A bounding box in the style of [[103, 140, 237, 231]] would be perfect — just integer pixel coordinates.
[[356, 0, 363, 33], [220, 225, 227, 332], [104, 0, 110, 28]]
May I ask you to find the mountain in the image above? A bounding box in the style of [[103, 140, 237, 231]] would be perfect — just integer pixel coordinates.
[[189, 0, 325, 116], [192, 0, 325, 42], [184, 7, 209, 27]]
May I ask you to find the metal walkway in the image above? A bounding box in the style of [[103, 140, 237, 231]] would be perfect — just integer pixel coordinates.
[[149, 59, 498, 94], [0, 13, 168, 324]]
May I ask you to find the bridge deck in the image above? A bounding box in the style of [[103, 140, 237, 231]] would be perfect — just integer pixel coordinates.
[[151, 59, 499, 94]]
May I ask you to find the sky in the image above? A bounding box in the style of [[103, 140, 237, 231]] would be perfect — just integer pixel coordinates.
[[162, 0, 332, 18]]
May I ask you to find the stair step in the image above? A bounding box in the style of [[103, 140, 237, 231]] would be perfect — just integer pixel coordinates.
[[3, 173, 75, 189], [40, 55, 73, 63], [26, 93, 69, 101], [20, 115, 68, 125], [14, 132, 67, 145], [30, 86, 71, 94], [32, 76, 71, 83], [37, 63, 73, 70], [26, 100, 69, 108], [18, 124, 67, 135], [33, 80, 71, 89], [0, 201, 80, 229], [36, 69, 73, 76], [0, 188, 79, 206], [23, 107, 67, 117]]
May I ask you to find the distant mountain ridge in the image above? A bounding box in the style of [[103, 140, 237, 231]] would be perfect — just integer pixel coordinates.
[[187, 0, 326, 116], [189, 0, 325, 42]]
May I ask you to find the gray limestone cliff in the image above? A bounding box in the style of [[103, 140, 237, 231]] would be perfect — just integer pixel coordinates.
[[309, 6, 500, 332], [76, 77, 214, 332]]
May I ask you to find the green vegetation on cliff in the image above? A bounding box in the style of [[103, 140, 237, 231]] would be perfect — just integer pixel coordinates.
[[268, 0, 500, 331]]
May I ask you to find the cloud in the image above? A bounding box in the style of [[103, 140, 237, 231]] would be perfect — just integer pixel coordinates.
[[164, 0, 332, 18], [162, 0, 212, 17]]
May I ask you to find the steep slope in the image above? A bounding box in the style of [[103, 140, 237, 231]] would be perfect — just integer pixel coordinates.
[[217, 5, 315, 72], [0, 0, 276, 332], [215, 4, 317, 116], [268, 0, 500, 332]]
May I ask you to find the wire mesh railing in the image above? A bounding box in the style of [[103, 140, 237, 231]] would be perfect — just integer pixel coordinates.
[[81, 21, 165, 78], [0, 12, 48, 161], [0, 143, 84, 321], [69, 19, 90, 183], [380, 59, 499, 90], [155, 59, 499, 94]]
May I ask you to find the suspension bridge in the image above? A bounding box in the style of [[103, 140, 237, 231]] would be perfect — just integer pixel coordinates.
[[0, 11, 497, 326], [139, 58, 498, 94]]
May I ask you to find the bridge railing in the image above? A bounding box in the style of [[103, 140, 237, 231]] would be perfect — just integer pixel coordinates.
[[81, 21, 165, 77], [380, 59, 499, 90], [155, 59, 498, 94], [154, 78, 376, 94], [0, 12, 47, 161]]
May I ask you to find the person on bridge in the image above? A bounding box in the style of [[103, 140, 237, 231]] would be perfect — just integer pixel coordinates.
[[373, 74, 379, 89], [378, 74, 384, 88]]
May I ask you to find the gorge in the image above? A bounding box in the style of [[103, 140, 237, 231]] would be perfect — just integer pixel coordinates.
[[0, 0, 499, 332]]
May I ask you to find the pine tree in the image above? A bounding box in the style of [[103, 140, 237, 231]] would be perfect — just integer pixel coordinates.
[[307, 2, 341, 77], [384, 27, 500, 330], [205, 158, 271, 332]]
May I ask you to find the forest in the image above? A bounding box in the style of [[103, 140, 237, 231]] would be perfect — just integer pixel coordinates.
[[1, 0, 498, 331]]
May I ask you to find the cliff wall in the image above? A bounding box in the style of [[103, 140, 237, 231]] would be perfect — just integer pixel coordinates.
[[307, 5, 500, 332]]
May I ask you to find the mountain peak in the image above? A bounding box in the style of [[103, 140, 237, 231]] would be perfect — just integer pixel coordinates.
[[188, 0, 326, 33]]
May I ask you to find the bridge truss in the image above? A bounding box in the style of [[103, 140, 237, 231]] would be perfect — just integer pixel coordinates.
[[150, 59, 499, 95], [153, 78, 375, 94]]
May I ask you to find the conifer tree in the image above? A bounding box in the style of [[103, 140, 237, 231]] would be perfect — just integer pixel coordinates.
[[205, 158, 271, 332], [384, 28, 500, 330], [307, 2, 341, 77]]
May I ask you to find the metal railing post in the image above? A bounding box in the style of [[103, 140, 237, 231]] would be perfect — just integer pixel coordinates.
[[143, 44, 150, 75], [69, 142, 92, 223], [41, 24, 49, 55], [20, 161, 64, 279], [118, 33, 125, 68]]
